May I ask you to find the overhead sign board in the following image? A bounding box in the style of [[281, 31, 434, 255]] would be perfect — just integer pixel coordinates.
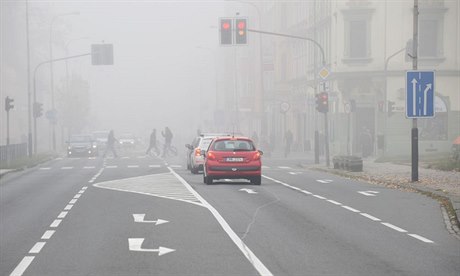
[[406, 71, 435, 118]]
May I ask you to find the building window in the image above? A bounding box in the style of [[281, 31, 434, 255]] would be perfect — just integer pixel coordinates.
[[341, 8, 374, 64], [418, 6, 447, 63]]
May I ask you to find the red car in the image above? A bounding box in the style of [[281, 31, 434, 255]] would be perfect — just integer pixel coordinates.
[[203, 136, 263, 185]]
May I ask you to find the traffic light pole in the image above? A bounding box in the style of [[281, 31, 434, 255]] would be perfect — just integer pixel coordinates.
[[32, 53, 91, 154], [247, 28, 328, 165]]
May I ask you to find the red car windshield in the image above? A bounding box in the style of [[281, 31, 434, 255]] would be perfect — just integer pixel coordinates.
[[212, 140, 255, 152]]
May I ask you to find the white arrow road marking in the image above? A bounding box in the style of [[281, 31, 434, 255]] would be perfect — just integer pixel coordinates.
[[423, 83, 432, 115], [132, 214, 169, 225], [358, 191, 380, 197], [316, 179, 333, 183], [239, 188, 258, 194], [128, 238, 175, 256]]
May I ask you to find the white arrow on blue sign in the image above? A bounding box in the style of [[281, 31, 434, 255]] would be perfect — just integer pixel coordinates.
[[406, 71, 435, 118]]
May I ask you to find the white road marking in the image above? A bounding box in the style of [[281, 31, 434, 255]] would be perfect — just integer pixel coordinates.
[[73, 194, 81, 199], [69, 199, 78, 204], [10, 256, 35, 276], [342, 206, 360, 213], [88, 157, 96, 160], [316, 179, 333, 184], [149, 165, 161, 168], [50, 219, 62, 228], [170, 165, 182, 168], [261, 165, 270, 169], [106, 165, 118, 169], [64, 205, 73, 210], [55, 157, 63, 160], [41, 230, 55, 240], [78, 190, 85, 194], [169, 168, 273, 276], [408, 234, 434, 243], [288, 172, 301, 175], [313, 195, 327, 200], [358, 191, 380, 197], [278, 166, 291, 169], [82, 186, 88, 190], [132, 214, 169, 225], [127, 165, 140, 168], [57, 212, 68, 219], [301, 190, 312, 195], [29, 242, 46, 254], [381, 222, 407, 233], [239, 188, 258, 194], [128, 238, 175, 256], [122, 156, 130, 159], [327, 200, 342, 205], [39, 167, 51, 170], [61, 167, 73, 170], [360, 213, 381, 221], [137, 156, 147, 159], [83, 166, 96, 169]]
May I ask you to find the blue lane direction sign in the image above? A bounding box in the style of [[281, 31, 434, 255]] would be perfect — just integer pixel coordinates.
[[406, 71, 435, 118]]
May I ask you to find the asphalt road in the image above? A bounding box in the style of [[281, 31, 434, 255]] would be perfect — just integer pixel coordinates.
[[1, 150, 459, 276]]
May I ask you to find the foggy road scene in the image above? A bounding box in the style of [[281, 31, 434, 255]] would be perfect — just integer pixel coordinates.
[[1, 0, 459, 275]]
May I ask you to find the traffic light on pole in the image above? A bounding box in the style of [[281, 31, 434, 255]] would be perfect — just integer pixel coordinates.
[[235, 18, 247, 45], [33, 102, 43, 118], [220, 18, 232, 45], [316, 92, 329, 113], [5, 96, 14, 111]]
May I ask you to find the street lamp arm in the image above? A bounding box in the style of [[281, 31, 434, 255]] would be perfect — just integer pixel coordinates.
[[385, 47, 406, 70], [248, 28, 326, 66]]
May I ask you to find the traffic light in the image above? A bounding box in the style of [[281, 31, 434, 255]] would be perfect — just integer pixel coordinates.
[[315, 92, 329, 113], [5, 96, 14, 111], [220, 18, 233, 45], [235, 18, 247, 45], [388, 101, 395, 117], [33, 102, 43, 118]]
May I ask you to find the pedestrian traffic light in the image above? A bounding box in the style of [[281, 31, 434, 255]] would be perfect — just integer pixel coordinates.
[[33, 102, 43, 118], [316, 92, 329, 113], [235, 18, 247, 45], [5, 96, 14, 112], [220, 18, 233, 45], [388, 101, 395, 117]]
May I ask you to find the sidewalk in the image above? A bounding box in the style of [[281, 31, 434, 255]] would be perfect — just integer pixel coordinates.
[[284, 151, 460, 236]]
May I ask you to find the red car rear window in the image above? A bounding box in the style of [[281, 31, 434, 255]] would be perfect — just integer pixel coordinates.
[[212, 140, 255, 151]]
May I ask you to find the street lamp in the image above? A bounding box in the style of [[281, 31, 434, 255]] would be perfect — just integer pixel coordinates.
[[49, 11, 79, 151]]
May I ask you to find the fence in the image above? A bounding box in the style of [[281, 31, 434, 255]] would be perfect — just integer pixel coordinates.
[[0, 143, 28, 166]]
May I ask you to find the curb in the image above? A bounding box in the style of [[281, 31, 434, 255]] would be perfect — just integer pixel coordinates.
[[0, 155, 58, 179], [299, 163, 460, 240]]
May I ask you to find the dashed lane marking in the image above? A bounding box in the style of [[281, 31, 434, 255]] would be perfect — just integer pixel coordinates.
[[262, 174, 435, 244], [10, 256, 34, 276], [127, 165, 140, 168], [61, 167, 73, 170], [29, 242, 46, 254], [41, 230, 55, 240]]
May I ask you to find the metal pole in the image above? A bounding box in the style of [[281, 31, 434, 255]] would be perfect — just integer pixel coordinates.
[[6, 110, 10, 145], [324, 112, 330, 166], [26, 0, 32, 157], [411, 0, 419, 182]]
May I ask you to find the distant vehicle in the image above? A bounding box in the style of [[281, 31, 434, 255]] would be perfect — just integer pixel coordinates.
[[118, 133, 138, 148], [185, 133, 232, 173], [67, 134, 98, 157], [92, 130, 109, 150], [202, 136, 263, 185]]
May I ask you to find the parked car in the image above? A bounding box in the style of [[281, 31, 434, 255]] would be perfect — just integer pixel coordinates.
[[202, 136, 263, 185], [185, 133, 232, 173], [67, 134, 98, 157]]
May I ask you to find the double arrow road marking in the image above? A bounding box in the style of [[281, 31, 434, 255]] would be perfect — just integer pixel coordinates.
[[130, 214, 174, 256]]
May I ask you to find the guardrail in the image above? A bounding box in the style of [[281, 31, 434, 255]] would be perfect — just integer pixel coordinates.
[[0, 143, 28, 165]]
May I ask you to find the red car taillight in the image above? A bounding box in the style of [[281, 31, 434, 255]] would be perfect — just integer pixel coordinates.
[[207, 152, 216, 160], [253, 151, 261, 161], [194, 148, 201, 156]]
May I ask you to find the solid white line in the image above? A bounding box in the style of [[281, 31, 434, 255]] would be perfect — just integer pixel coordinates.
[[408, 234, 434, 243], [50, 219, 62, 228], [69, 199, 78, 204], [64, 205, 73, 210], [169, 168, 273, 276], [57, 212, 68, 219], [10, 256, 35, 276], [73, 194, 81, 199], [41, 230, 55, 240], [327, 200, 342, 205], [313, 195, 327, 200], [29, 242, 46, 254], [342, 206, 360, 213], [381, 222, 407, 233], [301, 190, 312, 195], [360, 213, 381, 221]]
